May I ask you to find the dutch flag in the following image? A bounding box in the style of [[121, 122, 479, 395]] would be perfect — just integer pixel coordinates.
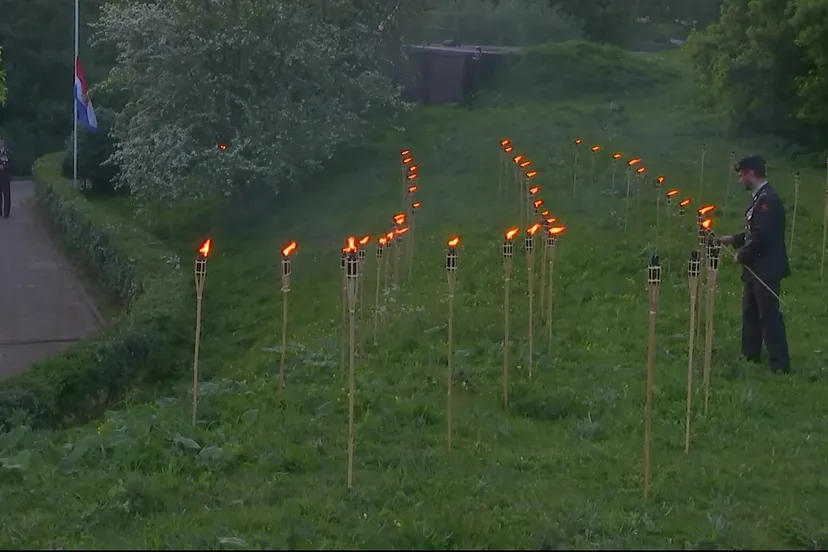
[[74, 56, 98, 132]]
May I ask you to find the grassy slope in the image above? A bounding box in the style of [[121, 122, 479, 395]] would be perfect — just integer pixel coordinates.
[[3, 48, 828, 549]]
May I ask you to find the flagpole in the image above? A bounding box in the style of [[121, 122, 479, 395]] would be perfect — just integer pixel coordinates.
[[73, 0, 79, 189]]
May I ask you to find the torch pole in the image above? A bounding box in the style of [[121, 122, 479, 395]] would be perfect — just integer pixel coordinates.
[[611, 159, 617, 193], [684, 251, 700, 453], [373, 243, 383, 345], [445, 241, 458, 450], [547, 238, 558, 354], [822, 159, 828, 279], [345, 250, 358, 489], [279, 255, 291, 393], [503, 238, 514, 409], [790, 172, 800, 256], [643, 255, 661, 498], [192, 257, 207, 427], [340, 253, 347, 376], [408, 216, 416, 280], [703, 239, 721, 415], [624, 167, 632, 232], [526, 235, 535, 378], [539, 230, 548, 322]]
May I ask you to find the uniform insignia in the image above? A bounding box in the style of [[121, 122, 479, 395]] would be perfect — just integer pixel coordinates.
[[759, 202, 769, 212]]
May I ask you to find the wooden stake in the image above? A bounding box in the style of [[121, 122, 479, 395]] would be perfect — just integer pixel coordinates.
[[703, 239, 721, 415], [546, 228, 563, 353], [644, 254, 661, 498], [340, 252, 347, 375], [345, 246, 359, 489], [502, 233, 516, 408], [684, 251, 700, 453], [790, 172, 800, 256], [445, 238, 460, 450], [525, 226, 540, 377], [373, 239, 385, 345], [192, 240, 210, 427], [278, 247, 295, 392]]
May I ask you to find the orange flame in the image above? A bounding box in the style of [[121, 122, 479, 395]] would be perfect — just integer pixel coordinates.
[[701, 219, 713, 230], [281, 241, 297, 257], [378, 237, 387, 246], [656, 175, 665, 184], [680, 198, 692, 207], [447, 236, 460, 247], [396, 227, 410, 237], [359, 235, 371, 246], [528, 186, 540, 194], [575, 138, 582, 145], [512, 155, 523, 164], [218, 144, 227, 151], [402, 157, 413, 165], [412, 201, 421, 209], [525, 170, 539, 179], [346, 236, 358, 252], [505, 227, 519, 240], [400, 149, 410, 156], [500, 139, 511, 147], [408, 164, 418, 172], [540, 209, 549, 218], [533, 199, 544, 208], [667, 189, 679, 197], [407, 173, 417, 181], [407, 185, 418, 193], [591, 145, 601, 152], [627, 158, 642, 166], [546, 217, 557, 224], [504, 146, 514, 153], [198, 239, 212, 257], [612, 152, 622, 159], [519, 160, 532, 168], [549, 226, 565, 235], [393, 213, 406, 225], [385, 231, 395, 241], [527, 223, 541, 236], [698, 205, 715, 215], [636, 166, 646, 174]]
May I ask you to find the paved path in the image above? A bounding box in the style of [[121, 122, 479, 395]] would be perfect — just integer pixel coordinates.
[[0, 180, 102, 378]]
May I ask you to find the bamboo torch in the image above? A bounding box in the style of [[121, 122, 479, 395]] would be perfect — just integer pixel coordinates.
[[344, 237, 359, 489], [502, 227, 519, 408], [703, 236, 721, 415], [408, 201, 421, 279], [665, 189, 679, 270], [546, 225, 565, 353], [404, 182, 418, 275], [392, 213, 406, 286], [654, 175, 666, 248], [357, 235, 370, 354], [278, 240, 297, 393], [790, 172, 800, 256], [445, 236, 460, 450], [624, 158, 642, 232], [383, 230, 394, 300], [695, 212, 714, 349], [400, 150, 413, 205], [611, 152, 622, 193], [643, 254, 661, 499], [191, 238, 211, 426], [499, 139, 511, 195], [573, 138, 582, 198], [525, 222, 541, 377], [636, 166, 647, 231], [589, 145, 601, 190], [684, 250, 700, 453], [539, 215, 555, 319], [373, 236, 387, 345], [822, 157, 828, 279]]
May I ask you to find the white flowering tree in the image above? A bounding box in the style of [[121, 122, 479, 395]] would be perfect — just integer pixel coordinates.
[[95, 0, 424, 203]]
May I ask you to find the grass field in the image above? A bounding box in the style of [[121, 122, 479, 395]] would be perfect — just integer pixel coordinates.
[[3, 45, 828, 549]]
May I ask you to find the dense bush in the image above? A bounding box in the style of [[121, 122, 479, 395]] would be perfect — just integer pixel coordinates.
[[60, 107, 121, 197], [0, 153, 190, 429], [479, 39, 679, 104]]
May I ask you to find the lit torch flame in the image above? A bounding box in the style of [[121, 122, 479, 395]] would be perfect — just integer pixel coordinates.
[[527, 223, 541, 236], [400, 149, 410, 156], [500, 139, 511, 147], [407, 173, 417, 181], [612, 152, 622, 159], [636, 166, 646, 174], [698, 205, 715, 216], [680, 198, 692, 207], [528, 186, 540, 195], [378, 237, 387, 246], [512, 155, 523, 164], [408, 164, 418, 173], [656, 176, 665, 184], [575, 138, 582, 145], [396, 227, 410, 237], [533, 199, 544, 208], [505, 228, 519, 241], [393, 213, 406, 225], [504, 146, 514, 153], [701, 219, 713, 231], [281, 241, 297, 257], [591, 145, 601, 153], [540, 209, 549, 218], [218, 144, 227, 151], [447, 236, 460, 247], [359, 235, 370, 246], [546, 217, 557, 225], [346, 236, 357, 252], [403, 157, 413, 165], [667, 189, 679, 198], [198, 239, 212, 258], [525, 170, 539, 179], [519, 160, 532, 168], [407, 184, 418, 193], [627, 158, 642, 166], [412, 201, 421, 209], [385, 231, 395, 241], [549, 226, 566, 235]]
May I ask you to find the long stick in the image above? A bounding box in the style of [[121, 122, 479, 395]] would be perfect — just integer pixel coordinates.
[[373, 256, 381, 345], [347, 287, 356, 489], [789, 172, 800, 256], [72, 0, 79, 189], [624, 168, 632, 232], [447, 275, 456, 450], [527, 255, 535, 378], [684, 269, 698, 453], [279, 291, 288, 392], [723, 244, 789, 308], [340, 266, 346, 375], [192, 293, 203, 427], [503, 261, 512, 408], [703, 270, 718, 415], [644, 284, 658, 498], [539, 242, 547, 319], [358, 263, 364, 355]]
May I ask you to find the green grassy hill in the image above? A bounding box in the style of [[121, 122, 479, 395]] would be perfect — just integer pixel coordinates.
[[2, 43, 828, 549]]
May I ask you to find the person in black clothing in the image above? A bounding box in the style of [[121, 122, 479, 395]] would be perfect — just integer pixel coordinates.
[[0, 136, 11, 218], [720, 155, 791, 373]]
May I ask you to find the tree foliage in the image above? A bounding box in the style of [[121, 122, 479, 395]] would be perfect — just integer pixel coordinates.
[[94, 0, 423, 204], [687, 0, 828, 145]]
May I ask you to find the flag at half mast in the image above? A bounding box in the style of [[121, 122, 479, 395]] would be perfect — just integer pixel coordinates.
[[74, 57, 98, 132]]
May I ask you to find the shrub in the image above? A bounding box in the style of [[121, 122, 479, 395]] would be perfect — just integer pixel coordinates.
[[0, 153, 190, 429], [60, 107, 122, 197]]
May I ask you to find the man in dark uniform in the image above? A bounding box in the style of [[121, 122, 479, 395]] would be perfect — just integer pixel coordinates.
[[720, 155, 791, 373], [0, 136, 11, 218]]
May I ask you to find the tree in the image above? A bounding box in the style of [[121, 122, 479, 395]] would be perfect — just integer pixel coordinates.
[[546, 0, 633, 44], [94, 0, 423, 204]]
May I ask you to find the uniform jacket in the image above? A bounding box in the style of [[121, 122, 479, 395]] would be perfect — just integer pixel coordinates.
[[0, 148, 10, 185], [733, 183, 791, 283]]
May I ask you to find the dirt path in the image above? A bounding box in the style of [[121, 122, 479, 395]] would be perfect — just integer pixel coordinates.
[[0, 180, 102, 377]]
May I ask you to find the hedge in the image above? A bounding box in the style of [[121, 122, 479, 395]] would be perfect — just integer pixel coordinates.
[[0, 152, 190, 429]]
